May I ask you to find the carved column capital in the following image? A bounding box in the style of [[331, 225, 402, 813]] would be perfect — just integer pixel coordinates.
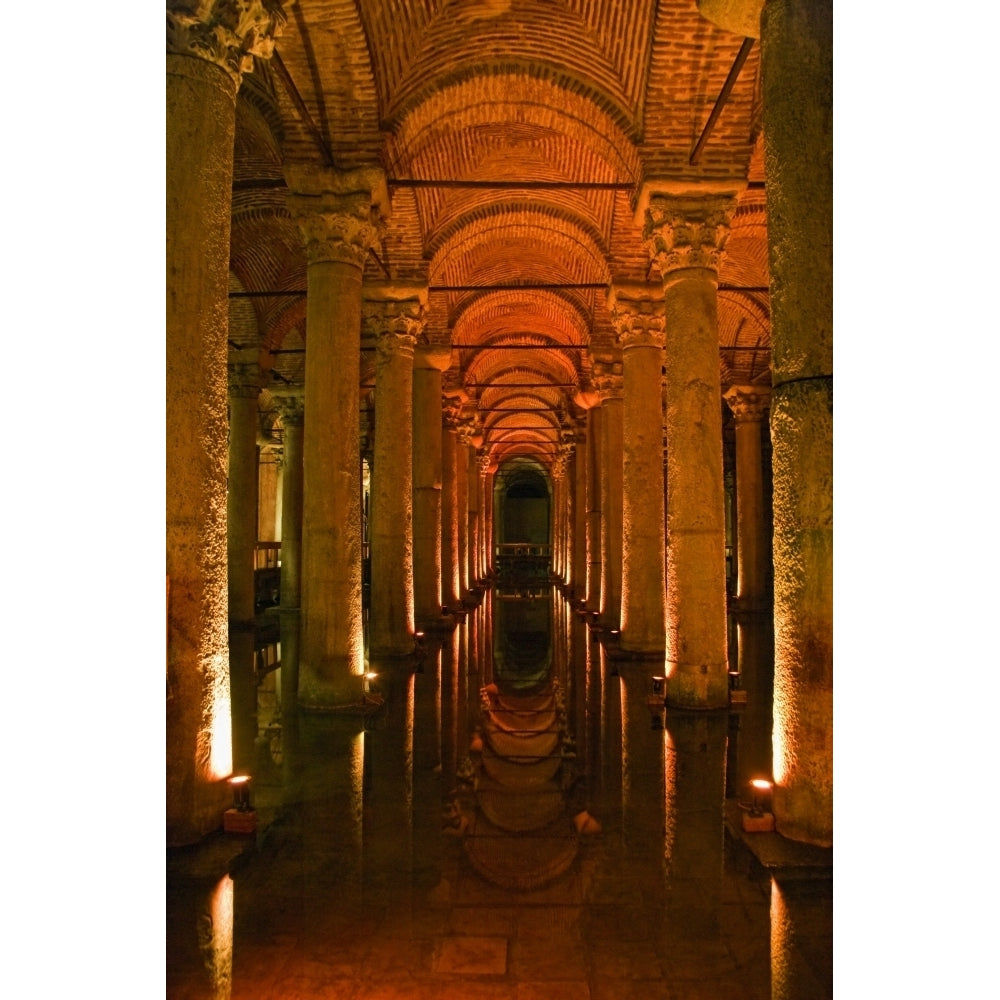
[[442, 396, 463, 430], [592, 357, 624, 402], [271, 388, 305, 426], [362, 287, 427, 361], [167, 1, 286, 88], [641, 193, 737, 275], [284, 166, 389, 268], [227, 356, 261, 398], [608, 282, 666, 350], [723, 384, 772, 423]]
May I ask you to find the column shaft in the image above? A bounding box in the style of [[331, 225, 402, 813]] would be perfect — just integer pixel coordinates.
[[366, 290, 423, 657], [762, 0, 833, 846], [643, 191, 736, 708], [166, 52, 242, 844], [227, 359, 261, 771], [586, 405, 603, 611], [412, 349, 449, 627], [274, 392, 304, 711], [441, 406, 460, 610], [613, 287, 667, 653]]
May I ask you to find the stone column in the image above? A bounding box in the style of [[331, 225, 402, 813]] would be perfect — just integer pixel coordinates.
[[610, 284, 667, 654], [762, 0, 833, 847], [272, 390, 304, 712], [166, 1, 284, 844], [723, 386, 771, 604], [592, 358, 624, 629], [572, 426, 588, 603], [412, 346, 451, 628], [583, 400, 602, 612], [284, 165, 388, 707], [363, 286, 425, 658], [466, 439, 481, 593], [481, 453, 497, 579], [455, 409, 475, 599], [643, 188, 736, 708], [441, 395, 462, 611], [226, 351, 261, 772]]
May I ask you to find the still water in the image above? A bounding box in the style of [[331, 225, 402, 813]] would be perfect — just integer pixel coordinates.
[[167, 585, 831, 999]]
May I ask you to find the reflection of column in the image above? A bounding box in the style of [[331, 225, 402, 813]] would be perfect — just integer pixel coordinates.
[[619, 673, 666, 867], [272, 390, 304, 711], [610, 284, 667, 654], [441, 396, 461, 610], [770, 875, 834, 1000], [723, 385, 771, 604], [661, 710, 728, 940], [166, 1, 284, 843], [285, 165, 388, 706], [593, 358, 624, 629], [763, 0, 833, 847], [227, 352, 261, 772], [363, 673, 415, 892], [413, 347, 451, 628], [364, 286, 425, 657], [643, 188, 735, 708]]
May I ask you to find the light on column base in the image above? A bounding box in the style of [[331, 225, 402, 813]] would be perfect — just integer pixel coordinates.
[[741, 778, 775, 832], [224, 774, 257, 834]]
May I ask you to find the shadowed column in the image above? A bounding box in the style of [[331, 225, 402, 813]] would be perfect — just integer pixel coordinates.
[[363, 285, 425, 658], [592, 357, 623, 629], [227, 350, 261, 772], [413, 345, 452, 629], [272, 390, 304, 714], [610, 283, 667, 654]]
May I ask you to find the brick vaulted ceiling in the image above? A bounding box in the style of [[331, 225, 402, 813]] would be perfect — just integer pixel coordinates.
[[228, 0, 770, 468]]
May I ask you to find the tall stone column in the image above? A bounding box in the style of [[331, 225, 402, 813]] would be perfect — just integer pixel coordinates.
[[550, 448, 567, 583], [583, 399, 602, 612], [723, 385, 771, 604], [592, 357, 624, 629], [610, 284, 667, 654], [455, 408, 475, 599], [166, 1, 284, 844], [572, 426, 588, 602], [643, 188, 736, 708], [226, 351, 261, 772], [284, 165, 388, 707], [481, 453, 497, 579], [441, 395, 462, 611], [466, 440, 481, 592], [363, 286, 425, 658], [412, 346, 451, 628], [762, 0, 833, 846], [272, 390, 304, 711]]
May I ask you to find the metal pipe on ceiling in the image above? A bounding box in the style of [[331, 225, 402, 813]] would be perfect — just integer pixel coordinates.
[[689, 37, 756, 166]]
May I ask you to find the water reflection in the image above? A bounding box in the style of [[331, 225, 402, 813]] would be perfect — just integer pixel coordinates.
[[167, 583, 831, 999]]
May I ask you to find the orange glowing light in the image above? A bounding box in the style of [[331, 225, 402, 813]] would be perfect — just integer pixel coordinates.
[[751, 779, 773, 792]]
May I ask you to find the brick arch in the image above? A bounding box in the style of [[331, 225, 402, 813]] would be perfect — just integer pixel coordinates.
[[387, 75, 640, 182], [451, 291, 591, 347]]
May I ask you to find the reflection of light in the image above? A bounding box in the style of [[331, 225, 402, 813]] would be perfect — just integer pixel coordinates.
[[204, 875, 233, 999]]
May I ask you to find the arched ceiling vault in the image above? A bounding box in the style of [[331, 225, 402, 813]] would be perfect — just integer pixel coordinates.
[[230, 0, 770, 466]]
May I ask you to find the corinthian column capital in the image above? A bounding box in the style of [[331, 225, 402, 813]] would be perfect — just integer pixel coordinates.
[[592, 357, 624, 401], [284, 166, 390, 268], [608, 282, 666, 350], [362, 285, 428, 359], [639, 187, 738, 275], [271, 387, 305, 426], [227, 349, 261, 398], [167, 1, 286, 87], [723, 384, 772, 423]]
